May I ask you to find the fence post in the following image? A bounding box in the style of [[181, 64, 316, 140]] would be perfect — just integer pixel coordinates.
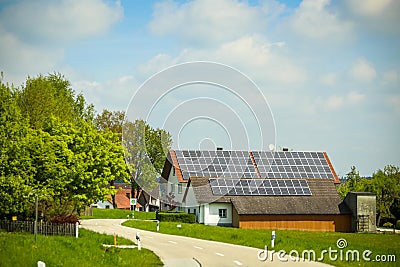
[[75, 222, 79, 238]]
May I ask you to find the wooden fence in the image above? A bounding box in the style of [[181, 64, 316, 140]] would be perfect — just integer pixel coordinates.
[[0, 220, 78, 237]]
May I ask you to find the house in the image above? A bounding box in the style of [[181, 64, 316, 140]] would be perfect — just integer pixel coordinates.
[[161, 149, 355, 232], [99, 183, 160, 211]]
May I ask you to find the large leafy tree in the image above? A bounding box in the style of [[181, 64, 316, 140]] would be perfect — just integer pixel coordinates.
[[0, 75, 127, 219]]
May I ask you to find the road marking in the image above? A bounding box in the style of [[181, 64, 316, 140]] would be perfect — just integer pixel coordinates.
[[194, 246, 203, 250], [233, 260, 243, 266], [168, 240, 177, 244], [216, 252, 224, 257]]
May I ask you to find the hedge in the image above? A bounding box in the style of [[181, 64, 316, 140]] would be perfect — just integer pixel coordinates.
[[156, 211, 196, 223]]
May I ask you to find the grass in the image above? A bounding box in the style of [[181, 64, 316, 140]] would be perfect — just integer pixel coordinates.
[[0, 228, 162, 267], [123, 220, 400, 267], [80, 208, 156, 220]]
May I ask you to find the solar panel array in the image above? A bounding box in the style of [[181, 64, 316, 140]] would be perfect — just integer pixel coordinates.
[[174, 150, 334, 181], [175, 150, 258, 180], [252, 151, 334, 179], [209, 178, 312, 196]]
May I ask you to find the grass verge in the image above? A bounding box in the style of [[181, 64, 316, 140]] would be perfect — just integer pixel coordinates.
[[0, 228, 162, 267], [123, 220, 399, 267]]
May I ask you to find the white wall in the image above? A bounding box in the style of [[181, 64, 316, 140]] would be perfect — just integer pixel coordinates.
[[202, 203, 232, 226], [166, 167, 187, 208], [95, 200, 114, 209]]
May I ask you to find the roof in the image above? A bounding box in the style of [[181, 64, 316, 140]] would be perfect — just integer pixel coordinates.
[[161, 150, 340, 184], [189, 177, 350, 215], [107, 188, 142, 209]]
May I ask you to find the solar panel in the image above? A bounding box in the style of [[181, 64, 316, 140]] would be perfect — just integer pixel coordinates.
[[175, 150, 259, 180], [209, 178, 312, 196], [252, 151, 334, 180]]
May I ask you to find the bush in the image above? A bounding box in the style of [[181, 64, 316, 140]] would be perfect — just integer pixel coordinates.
[[382, 222, 393, 228], [156, 211, 195, 223], [396, 220, 400, 230], [49, 215, 79, 224]]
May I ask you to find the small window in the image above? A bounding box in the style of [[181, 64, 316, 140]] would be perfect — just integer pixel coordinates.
[[173, 167, 176, 176], [178, 183, 182, 194], [170, 183, 175, 193], [126, 192, 130, 198], [105, 205, 110, 209], [219, 208, 227, 218]]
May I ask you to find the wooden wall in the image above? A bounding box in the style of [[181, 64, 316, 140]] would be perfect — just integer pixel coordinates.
[[238, 214, 352, 232]]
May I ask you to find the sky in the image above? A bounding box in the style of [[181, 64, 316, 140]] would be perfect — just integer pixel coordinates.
[[0, 0, 399, 177]]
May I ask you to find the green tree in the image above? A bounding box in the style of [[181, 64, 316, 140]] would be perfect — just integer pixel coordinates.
[[336, 166, 366, 199], [17, 73, 94, 129], [0, 81, 34, 218], [123, 119, 172, 198], [94, 109, 125, 134], [373, 165, 400, 225]]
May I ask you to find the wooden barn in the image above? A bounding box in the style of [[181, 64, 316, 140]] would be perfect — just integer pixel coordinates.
[[161, 149, 353, 232]]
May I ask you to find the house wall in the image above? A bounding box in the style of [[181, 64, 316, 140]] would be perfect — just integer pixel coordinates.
[[95, 200, 114, 209], [165, 167, 186, 209], [238, 214, 352, 232], [203, 203, 232, 226]]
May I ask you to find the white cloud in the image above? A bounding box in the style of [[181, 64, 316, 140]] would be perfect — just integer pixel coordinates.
[[342, 0, 400, 34], [0, 0, 123, 43], [72, 74, 139, 112], [325, 95, 345, 110], [347, 91, 365, 104], [321, 72, 338, 86], [287, 0, 353, 41], [382, 70, 399, 85], [149, 0, 266, 45], [350, 58, 377, 83], [138, 35, 306, 86], [0, 0, 122, 84]]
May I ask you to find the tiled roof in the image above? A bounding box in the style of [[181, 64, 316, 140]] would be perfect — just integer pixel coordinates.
[[189, 177, 350, 215]]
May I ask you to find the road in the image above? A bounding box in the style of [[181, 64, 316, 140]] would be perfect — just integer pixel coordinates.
[[80, 219, 331, 267]]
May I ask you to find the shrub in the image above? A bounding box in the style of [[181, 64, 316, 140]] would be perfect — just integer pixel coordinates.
[[382, 222, 393, 228], [49, 215, 79, 224], [156, 211, 195, 223]]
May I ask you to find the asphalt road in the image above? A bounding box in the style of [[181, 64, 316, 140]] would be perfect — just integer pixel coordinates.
[[80, 219, 331, 267]]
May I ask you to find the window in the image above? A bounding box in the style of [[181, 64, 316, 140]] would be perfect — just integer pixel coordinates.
[[219, 208, 227, 218], [170, 183, 175, 193], [126, 192, 130, 198], [178, 183, 182, 194], [173, 167, 176, 176], [105, 205, 110, 209]]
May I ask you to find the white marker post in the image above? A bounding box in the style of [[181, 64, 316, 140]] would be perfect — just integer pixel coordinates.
[[156, 220, 160, 232], [136, 231, 141, 251], [271, 230, 276, 249]]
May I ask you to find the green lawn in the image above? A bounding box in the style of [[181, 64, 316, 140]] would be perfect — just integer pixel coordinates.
[[0, 228, 162, 267], [80, 208, 156, 220], [123, 220, 399, 267]]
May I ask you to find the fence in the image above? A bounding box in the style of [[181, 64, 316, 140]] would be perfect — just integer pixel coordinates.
[[0, 220, 78, 237]]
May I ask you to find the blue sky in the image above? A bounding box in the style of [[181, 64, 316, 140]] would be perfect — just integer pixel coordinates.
[[0, 0, 399, 177]]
